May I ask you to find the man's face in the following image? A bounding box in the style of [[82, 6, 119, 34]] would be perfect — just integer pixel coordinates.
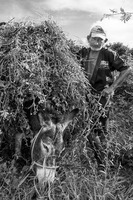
[[88, 36, 105, 51]]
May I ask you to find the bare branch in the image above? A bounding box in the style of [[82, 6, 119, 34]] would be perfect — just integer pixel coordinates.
[[101, 8, 133, 22]]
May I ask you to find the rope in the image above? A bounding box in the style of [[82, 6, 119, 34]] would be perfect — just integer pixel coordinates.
[[90, 93, 111, 132]]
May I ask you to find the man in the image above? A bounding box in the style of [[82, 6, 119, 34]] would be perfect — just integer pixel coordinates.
[[78, 25, 130, 167]]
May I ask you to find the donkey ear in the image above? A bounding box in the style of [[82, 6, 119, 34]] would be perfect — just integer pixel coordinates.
[[60, 108, 79, 131], [38, 112, 46, 126]]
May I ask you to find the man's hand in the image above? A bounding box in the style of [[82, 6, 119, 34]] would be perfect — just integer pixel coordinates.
[[102, 68, 130, 97], [102, 86, 114, 97]]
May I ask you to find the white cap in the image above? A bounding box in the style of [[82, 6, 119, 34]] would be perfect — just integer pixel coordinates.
[[90, 25, 106, 40]]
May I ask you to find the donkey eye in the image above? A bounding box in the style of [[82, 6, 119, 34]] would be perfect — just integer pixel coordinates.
[[43, 143, 49, 152], [40, 140, 50, 153]]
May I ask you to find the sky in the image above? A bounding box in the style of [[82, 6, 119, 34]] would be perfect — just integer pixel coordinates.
[[0, 0, 133, 48]]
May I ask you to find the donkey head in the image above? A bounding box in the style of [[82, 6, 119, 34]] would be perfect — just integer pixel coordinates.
[[31, 108, 79, 186]]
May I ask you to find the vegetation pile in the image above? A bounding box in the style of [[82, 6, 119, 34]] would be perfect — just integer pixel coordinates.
[[0, 19, 90, 157]]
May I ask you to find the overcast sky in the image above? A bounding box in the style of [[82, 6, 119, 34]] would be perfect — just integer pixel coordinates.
[[0, 0, 133, 48]]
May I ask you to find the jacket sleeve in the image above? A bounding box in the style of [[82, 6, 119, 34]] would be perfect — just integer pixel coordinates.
[[107, 49, 129, 72]]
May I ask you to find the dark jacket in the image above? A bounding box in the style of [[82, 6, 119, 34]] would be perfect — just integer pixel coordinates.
[[78, 47, 129, 92]]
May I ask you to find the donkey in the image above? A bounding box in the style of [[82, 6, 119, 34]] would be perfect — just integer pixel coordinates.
[[15, 98, 79, 187], [30, 108, 79, 186]]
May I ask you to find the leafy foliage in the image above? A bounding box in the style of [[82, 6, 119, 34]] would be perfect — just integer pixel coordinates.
[[101, 7, 133, 23], [110, 42, 128, 56]]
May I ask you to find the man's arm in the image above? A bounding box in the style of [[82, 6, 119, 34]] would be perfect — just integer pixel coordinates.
[[103, 67, 131, 96]]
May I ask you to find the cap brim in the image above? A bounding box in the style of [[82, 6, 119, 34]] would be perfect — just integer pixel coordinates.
[[91, 33, 106, 40]]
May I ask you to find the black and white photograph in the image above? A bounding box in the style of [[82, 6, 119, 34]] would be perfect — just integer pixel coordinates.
[[0, 0, 133, 199]]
